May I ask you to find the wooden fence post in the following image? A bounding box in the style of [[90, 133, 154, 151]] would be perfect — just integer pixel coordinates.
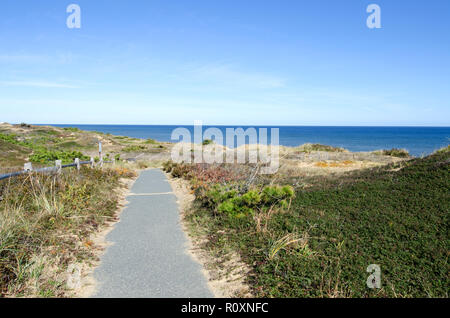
[[90, 157, 95, 168], [24, 162, 33, 172], [55, 160, 62, 174], [99, 142, 103, 168], [75, 158, 80, 171]]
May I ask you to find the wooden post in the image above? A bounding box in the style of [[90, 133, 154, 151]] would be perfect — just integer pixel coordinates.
[[75, 158, 81, 171], [55, 160, 62, 174], [24, 162, 33, 172], [99, 142, 103, 168], [90, 157, 95, 168]]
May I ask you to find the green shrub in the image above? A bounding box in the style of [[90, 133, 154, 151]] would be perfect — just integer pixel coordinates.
[[215, 186, 294, 218], [62, 127, 80, 132], [376, 148, 410, 158], [261, 185, 294, 207], [202, 139, 213, 146], [29, 149, 89, 164], [218, 197, 254, 218], [0, 133, 27, 147], [200, 184, 238, 210]]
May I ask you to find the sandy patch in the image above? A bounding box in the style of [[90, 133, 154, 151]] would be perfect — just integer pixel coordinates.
[[167, 174, 253, 298]]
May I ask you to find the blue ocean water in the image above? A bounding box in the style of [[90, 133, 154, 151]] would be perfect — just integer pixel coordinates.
[[50, 125, 450, 157]]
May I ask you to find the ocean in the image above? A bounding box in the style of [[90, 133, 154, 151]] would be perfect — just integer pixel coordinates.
[[50, 125, 450, 157]]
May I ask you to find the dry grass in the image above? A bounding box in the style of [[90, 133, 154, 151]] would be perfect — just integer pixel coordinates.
[[0, 166, 134, 297]]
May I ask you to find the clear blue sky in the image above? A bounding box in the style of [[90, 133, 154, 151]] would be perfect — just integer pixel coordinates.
[[0, 0, 449, 126]]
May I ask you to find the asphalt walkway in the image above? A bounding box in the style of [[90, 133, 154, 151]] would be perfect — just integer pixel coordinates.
[[92, 169, 213, 298]]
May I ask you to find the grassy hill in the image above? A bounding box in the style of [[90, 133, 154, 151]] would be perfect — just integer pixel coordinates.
[[182, 149, 449, 297], [0, 139, 32, 167], [0, 123, 169, 170]]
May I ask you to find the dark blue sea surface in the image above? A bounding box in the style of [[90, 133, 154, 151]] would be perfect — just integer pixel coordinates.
[[49, 125, 450, 157]]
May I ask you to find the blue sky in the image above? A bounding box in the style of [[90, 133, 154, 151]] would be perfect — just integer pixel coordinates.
[[0, 0, 449, 126]]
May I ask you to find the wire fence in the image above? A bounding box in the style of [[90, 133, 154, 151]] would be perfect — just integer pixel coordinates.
[[0, 158, 113, 181], [0, 142, 113, 181]]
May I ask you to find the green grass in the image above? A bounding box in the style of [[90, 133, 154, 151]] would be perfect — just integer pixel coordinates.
[[0, 139, 32, 168], [55, 141, 84, 149], [184, 150, 449, 297], [0, 131, 90, 167]]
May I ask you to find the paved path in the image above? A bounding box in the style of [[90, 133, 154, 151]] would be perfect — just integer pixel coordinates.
[[92, 169, 213, 298]]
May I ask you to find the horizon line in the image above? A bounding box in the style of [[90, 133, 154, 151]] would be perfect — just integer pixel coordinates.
[[28, 123, 450, 128]]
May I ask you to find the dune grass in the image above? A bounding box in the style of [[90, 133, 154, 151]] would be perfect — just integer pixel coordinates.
[[0, 166, 136, 297], [296, 143, 347, 153]]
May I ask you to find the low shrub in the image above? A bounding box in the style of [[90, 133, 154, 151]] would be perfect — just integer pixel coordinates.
[[297, 143, 346, 153], [62, 127, 80, 132], [195, 182, 294, 220], [171, 163, 192, 179], [0, 133, 29, 147], [202, 139, 213, 146], [29, 149, 89, 164], [374, 148, 410, 158], [162, 160, 175, 173]]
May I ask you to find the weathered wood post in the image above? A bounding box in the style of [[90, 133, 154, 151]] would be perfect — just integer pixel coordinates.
[[24, 162, 33, 172], [90, 157, 95, 168], [75, 158, 81, 171], [55, 160, 62, 174], [99, 141, 103, 168]]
